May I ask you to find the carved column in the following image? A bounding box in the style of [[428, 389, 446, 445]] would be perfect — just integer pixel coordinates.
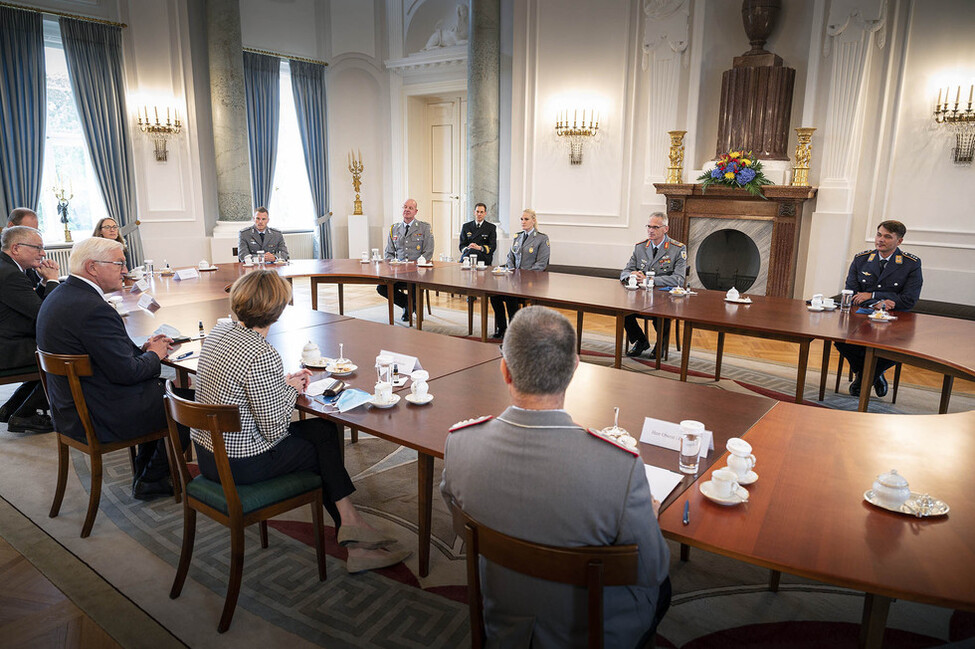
[[206, 0, 251, 222], [467, 0, 500, 223]]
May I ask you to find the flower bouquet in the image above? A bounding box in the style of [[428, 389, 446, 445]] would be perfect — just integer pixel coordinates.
[[698, 150, 772, 198]]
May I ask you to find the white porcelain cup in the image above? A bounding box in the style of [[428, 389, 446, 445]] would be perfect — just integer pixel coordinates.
[[199, 259, 210, 269], [361, 251, 369, 261], [711, 468, 743, 499], [374, 381, 393, 404], [476, 260, 486, 269], [823, 297, 835, 308], [628, 275, 638, 287], [108, 295, 124, 312], [726, 437, 756, 478], [371, 248, 380, 260], [128, 269, 143, 280]]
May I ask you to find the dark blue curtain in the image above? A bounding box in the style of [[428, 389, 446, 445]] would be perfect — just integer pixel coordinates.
[[0, 7, 46, 216], [289, 60, 331, 258], [59, 17, 142, 265], [243, 52, 279, 210]]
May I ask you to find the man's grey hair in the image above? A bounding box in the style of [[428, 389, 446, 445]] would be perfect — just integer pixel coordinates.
[[69, 237, 124, 275], [1, 225, 40, 252], [649, 211, 668, 226], [502, 306, 577, 395]]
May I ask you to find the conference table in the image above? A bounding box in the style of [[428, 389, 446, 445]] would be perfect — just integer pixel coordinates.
[[112, 261, 974, 647]]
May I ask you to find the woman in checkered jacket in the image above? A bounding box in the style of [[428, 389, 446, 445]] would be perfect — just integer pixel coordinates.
[[192, 270, 410, 573]]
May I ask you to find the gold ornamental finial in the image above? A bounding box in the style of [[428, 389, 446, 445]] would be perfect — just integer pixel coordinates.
[[348, 149, 364, 215], [791, 127, 816, 186], [666, 131, 686, 183]]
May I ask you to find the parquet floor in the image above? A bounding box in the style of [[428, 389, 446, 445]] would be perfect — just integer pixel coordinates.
[[0, 537, 122, 649]]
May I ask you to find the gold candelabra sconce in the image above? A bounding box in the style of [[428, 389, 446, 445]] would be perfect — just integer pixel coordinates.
[[791, 127, 816, 186], [934, 84, 975, 165], [53, 180, 73, 243], [666, 130, 686, 183], [555, 109, 599, 165], [348, 149, 364, 215], [137, 105, 183, 162]]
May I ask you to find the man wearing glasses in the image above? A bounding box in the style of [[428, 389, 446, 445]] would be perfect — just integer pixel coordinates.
[[36, 237, 190, 501], [620, 212, 686, 359], [0, 225, 60, 433]]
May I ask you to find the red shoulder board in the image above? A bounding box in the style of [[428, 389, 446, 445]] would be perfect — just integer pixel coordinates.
[[449, 415, 493, 432], [587, 428, 640, 456]]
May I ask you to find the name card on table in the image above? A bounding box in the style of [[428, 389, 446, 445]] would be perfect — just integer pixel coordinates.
[[173, 268, 199, 281], [130, 278, 150, 293], [137, 293, 161, 314], [640, 417, 713, 457], [379, 349, 422, 374]]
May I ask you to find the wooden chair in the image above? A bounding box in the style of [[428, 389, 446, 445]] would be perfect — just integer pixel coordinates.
[[448, 499, 640, 649], [35, 350, 179, 538], [163, 382, 326, 633], [0, 365, 39, 386]]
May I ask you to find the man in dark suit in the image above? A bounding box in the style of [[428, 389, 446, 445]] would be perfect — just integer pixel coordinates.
[[835, 220, 923, 398], [36, 237, 188, 500], [0, 225, 60, 433], [458, 202, 497, 265]]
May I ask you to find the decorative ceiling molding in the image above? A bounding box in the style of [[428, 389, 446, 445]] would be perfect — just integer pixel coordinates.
[[384, 44, 466, 76]]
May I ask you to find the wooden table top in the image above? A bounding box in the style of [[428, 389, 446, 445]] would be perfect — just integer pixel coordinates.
[[658, 401, 975, 610], [329, 359, 775, 504]]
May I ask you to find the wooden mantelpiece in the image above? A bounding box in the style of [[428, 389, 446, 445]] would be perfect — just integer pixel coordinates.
[[653, 183, 817, 298]]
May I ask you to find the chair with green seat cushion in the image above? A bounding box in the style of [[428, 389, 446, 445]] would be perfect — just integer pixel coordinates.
[[163, 381, 327, 633]]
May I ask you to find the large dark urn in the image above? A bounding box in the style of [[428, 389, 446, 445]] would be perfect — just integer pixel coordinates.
[[741, 0, 781, 55]]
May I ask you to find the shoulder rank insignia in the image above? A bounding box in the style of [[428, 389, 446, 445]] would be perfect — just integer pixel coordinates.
[[854, 249, 873, 257], [587, 428, 640, 456], [867, 253, 876, 262], [895, 255, 902, 264], [449, 415, 493, 432], [671, 240, 685, 247], [903, 251, 920, 262]]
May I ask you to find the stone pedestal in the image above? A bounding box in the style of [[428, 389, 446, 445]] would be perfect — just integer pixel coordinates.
[[467, 0, 500, 223]]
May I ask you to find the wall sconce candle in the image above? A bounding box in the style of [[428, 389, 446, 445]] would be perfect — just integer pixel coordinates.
[[137, 104, 184, 162], [933, 84, 975, 165], [555, 108, 599, 164]]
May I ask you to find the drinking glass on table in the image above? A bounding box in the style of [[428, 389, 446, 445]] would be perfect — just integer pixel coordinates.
[[678, 420, 704, 474], [840, 289, 854, 312]]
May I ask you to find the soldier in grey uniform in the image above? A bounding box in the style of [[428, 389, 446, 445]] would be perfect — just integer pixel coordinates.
[[377, 198, 435, 321], [237, 207, 289, 262], [621, 212, 686, 358], [441, 306, 671, 648], [490, 209, 551, 337]]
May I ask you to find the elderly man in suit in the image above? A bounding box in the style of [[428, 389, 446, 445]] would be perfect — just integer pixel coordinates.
[[441, 306, 671, 647], [835, 220, 922, 398], [377, 198, 435, 322], [237, 207, 289, 262], [36, 237, 190, 500], [621, 212, 687, 359], [459, 202, 497, 266], [490, 208, 550, 338], [0, 225, 60, 433]]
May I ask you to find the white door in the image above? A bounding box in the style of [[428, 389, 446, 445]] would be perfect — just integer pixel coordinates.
[[423, 96, 466, 258]]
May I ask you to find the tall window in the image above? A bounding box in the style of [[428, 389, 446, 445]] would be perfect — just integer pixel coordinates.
[[36, 20, 108, 243], [268, 60, 315, 231]]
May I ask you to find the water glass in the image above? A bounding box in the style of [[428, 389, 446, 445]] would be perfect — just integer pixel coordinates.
[[144, 259, 154, 276], [840, 289, 854, 312], [678, 419, 705, 474]]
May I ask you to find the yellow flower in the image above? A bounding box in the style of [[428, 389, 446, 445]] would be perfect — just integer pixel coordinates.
[[729, 151, 741, 159], [724, 172, 735, 180], [741, 158, 752, 166]]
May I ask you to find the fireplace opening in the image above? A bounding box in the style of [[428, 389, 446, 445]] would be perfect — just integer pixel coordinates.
[[695, 229, 760, 292]]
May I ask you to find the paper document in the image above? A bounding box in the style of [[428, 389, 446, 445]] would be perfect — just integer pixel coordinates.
[[644, 464, 685, 502]]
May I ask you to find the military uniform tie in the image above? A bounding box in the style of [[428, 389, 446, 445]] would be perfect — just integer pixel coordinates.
[[879, 258, 888, 273]]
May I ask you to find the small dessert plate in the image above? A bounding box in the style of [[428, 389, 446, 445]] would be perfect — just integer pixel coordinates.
[[699, 480, 749, 506], [369, 394, 400, 409], [869, 313, 897, 322], [302, 357, 333, 370], [325, 363, 357, 376], [725, 297, 753, 304], [405, 393, 433, 405]]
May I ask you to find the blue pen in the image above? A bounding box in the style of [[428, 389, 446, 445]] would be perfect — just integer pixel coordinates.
[[682, 501, 690, 525], [175, 351, 195, 361]]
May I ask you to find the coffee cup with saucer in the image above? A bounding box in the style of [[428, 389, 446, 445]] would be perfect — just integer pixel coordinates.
[[626, 275, 638, 289], [700, 468, 749, 505], [371, 381, 400, 408], [725, 437, 758, 484], [128, 268, 144, 281]]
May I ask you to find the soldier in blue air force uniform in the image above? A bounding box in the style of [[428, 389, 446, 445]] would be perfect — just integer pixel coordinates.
[[834, 220, 922, 398]]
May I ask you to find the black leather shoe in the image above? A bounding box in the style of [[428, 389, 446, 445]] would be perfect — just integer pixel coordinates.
[[626, 339, 651, 358], [400, 310, 410, 322], [132, 476, 174, 501], [0, 402, 12, 423], [874, 373, 889, 398], [849, 375, 861, 397], [491, 328, 504, 339], [7, 413, 53, 434], [648, 347, 657, 360]]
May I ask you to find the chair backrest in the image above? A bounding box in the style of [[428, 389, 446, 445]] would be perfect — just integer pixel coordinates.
[[35, 350, 101, 450], [163, 381, 243, 517], [447, 498, 639, 649]]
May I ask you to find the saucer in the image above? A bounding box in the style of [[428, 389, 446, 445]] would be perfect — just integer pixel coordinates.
[[199, 266, 218, 272], [369, 394, 400, 409], [821, 304, 838, 311], [807, 305, 824, 312], [725, 297, 752, 304], [723, 468, 758, 485], [242, 263, 255, 267], [326, 363, 357, 376], [624, 285, 641, 291], [360, 259, 371, 263], [416, 262, 434, 267], [699, 480, 749, 506], [405, 393, 433, 405]]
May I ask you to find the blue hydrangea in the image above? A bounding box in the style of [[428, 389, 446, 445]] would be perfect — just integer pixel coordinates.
[[710, 168, 723, 179], [736, 167, 756, 184]]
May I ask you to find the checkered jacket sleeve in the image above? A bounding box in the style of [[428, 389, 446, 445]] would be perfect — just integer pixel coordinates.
[[241, 345, 298, 451]]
